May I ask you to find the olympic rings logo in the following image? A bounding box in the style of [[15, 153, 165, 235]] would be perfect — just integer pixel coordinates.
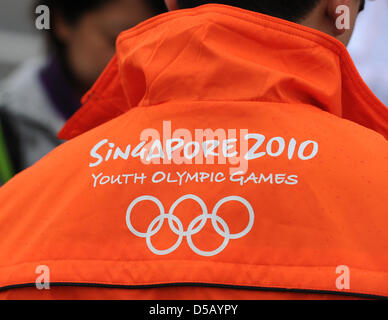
[[125, 195, 255, 257]]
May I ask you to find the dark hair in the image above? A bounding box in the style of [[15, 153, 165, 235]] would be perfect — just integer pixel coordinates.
[[177, 0, 321, 22], [35, 0, 167, 54]]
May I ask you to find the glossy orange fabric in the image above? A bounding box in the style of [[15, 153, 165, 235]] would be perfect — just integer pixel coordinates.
[[1, 4, 388, 300]]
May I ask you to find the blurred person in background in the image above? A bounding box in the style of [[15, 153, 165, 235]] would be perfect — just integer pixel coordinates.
[[0, 0, 167, 184], [348, 0, 388, 106]]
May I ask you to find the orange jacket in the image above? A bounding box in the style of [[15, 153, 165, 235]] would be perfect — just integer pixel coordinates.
[[1, 4, 388, 300]]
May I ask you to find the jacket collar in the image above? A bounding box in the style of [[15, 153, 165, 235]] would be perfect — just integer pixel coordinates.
[[58, 4, 388, 140]]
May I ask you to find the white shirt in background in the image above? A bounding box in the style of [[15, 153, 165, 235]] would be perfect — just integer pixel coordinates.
[[348, 0, 388, 106]]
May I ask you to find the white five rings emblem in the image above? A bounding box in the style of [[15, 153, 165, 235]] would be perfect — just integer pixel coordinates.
[[126, 195, 255, 257]]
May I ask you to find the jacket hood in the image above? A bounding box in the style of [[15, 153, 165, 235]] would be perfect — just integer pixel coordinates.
[[58, 4, 388, 140]]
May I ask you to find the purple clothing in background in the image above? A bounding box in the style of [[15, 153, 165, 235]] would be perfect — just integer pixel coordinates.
[[39, 57, 81, 120]]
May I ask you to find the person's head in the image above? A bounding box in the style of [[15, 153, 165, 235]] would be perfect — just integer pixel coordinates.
[[37, 0, 167, 92], [165, 0, 365, 46]]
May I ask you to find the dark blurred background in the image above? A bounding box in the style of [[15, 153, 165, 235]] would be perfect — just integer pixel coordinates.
[[0, 0, 168, 184], [1, 0, 387, 100]]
